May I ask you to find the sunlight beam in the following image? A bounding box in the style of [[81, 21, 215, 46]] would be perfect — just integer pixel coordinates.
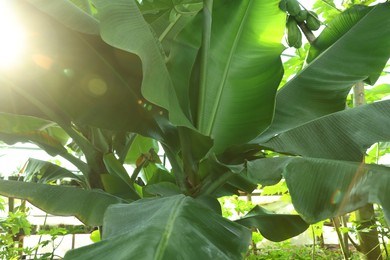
[[0, 0, 26, 69]]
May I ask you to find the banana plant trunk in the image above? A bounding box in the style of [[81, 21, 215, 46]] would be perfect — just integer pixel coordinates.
[[353, 82, 382, 260]]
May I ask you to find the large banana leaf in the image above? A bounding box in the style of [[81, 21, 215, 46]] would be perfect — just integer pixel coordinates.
[[195, 0, 285, 152], [0, 180, 124, 225], [64, 195, 251, 260], [261, 100, 390, 161], [0, 112, 69, 156], [236, 205, 309, 242], [245, 157, 390, 224], [256, 3, 390, 142], [91, 0, 192, 128]]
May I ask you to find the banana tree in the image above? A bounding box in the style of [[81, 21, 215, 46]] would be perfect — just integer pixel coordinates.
[[1, 0, 390, 259]]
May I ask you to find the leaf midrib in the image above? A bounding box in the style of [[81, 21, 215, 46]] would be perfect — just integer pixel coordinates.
[[203, 1, 253, 136], [154, 197, 186, 260]]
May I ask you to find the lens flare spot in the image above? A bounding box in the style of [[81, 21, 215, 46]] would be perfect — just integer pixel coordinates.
[[32, 54, 53, 70], [88, 78, 107, 96], [63, 68, 75, 78], [330, 189, 342, 205]]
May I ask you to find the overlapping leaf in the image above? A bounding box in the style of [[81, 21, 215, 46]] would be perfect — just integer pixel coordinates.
[[91, 0, 192, 127]]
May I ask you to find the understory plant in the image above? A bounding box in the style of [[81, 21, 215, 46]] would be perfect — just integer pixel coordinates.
[[1, 0, 390, 259]]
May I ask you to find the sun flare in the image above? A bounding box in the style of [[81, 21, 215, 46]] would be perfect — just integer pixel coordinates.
[[0, 1, 26, 69]]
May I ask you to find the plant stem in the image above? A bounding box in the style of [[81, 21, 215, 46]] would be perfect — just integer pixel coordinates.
[[297, 22, 316, 44], [332, 217, 349, 259], [34, 213, 48, 259], [311, 226, 316, 260], [353, 81, 383, 260], [198, 0, 213, 133]]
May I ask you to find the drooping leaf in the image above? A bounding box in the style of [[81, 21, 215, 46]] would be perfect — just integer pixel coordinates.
[[0, 113, 69, 156], [246, 157, 390, 224], [91, 0, 192, 127], [23, 158, 85, 184], [261, 100, 390, 161], [235, 205, 309, 242], [0, 180, 124, 226], [64, 195, 251, 260], [194, 0, 285, 152], [256, 3, 390, 142]]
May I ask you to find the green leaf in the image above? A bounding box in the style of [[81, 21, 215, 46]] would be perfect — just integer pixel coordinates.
[[0, 180, 124, 225], [64, 195, 251, 260], [103, 153, 132, 184], [91, 0, 192, 127], [196, 0, 285, 152], [246, 157, 390, 224], [100, 174, 138, 201], [103, 153, 141, 200], [257, 3, 390, 142], [261, 100, 390, 161], [26, 0, 99, 34], [0, 113, 69, 156], [23, 158, 85, 184], [235, 205, 309, 242]]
